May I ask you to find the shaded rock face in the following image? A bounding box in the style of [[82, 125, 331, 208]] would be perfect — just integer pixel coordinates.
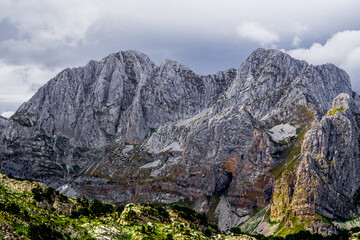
[[0, 48, 358, 234]]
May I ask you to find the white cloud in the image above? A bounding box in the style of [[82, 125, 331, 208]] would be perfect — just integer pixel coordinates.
[[292, 36, 301, 47], [1, 0, 360, 111], [291, 23, 308, 35], [3, 0, 358, 63], [0, 62, 60, 104], [286, 30, 360, 92], [1, 111, 14, 118], [236, 22, 280, 47], [1, 0, 100, 47]]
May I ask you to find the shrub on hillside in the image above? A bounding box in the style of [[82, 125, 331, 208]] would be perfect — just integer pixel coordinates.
[[31, 187, 57, 203], [229, 226, 242, 235], [169, 204, 207, 225], [124, 209, 138, 222], [115, 205, 125, 214], [76, 197, 89, 207], [28, 224, 64, 240], [70, 207, 90, 218], [89, 199, 114, 216]]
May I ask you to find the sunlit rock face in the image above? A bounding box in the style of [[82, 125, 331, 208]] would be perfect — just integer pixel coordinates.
[[0, 48, 357, 234]]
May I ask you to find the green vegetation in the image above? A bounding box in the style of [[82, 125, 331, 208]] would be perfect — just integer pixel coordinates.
[[274, 215, 312, 237], [269, 105, 314, 180], [2, 171, 360, 239], [270, 145, 301, 179], [169, 204, 207, 225], [254, 230, 350, 240], [31, 186, 58, 202], [240, 205, 271, 234], [328, 106, 345, 116], [0, 172, 221, 239], [229, 226, 242, 235], [28, 224, 65, 240], [268, 106, 317, 234]]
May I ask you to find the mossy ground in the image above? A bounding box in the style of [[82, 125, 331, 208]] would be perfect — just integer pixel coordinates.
[[328, 106, 345, 116]]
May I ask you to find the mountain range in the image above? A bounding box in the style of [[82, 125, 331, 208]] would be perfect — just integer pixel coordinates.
[[1, 48, 360, 236]]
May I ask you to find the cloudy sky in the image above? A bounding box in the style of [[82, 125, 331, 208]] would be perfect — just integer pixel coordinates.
[[1, 0, 360, 117]]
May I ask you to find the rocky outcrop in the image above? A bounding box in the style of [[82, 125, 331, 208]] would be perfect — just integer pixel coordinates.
[[0, 48, 358, 235], [115, 60, 236, 143], [215, 49, 352, 123], [11, 51, 156, 147], [0, 50, 236, 186], [271, 93, 360, 222], [10, 51, 236, 148]]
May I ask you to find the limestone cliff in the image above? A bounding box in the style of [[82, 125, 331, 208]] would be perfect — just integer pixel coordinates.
[[0, 48, 358, 235]]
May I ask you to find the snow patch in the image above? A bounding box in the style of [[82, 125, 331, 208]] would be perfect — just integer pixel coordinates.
[[267, 123, 296, 142], [175, 107, 212, 127]]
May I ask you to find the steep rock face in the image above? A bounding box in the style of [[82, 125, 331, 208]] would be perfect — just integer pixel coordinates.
[[0, 48, 358, 235], [216, 49, 352, 123], [63, 104, 277, 233], [1, 51, 235, 185], [11, 52, 236, 148], [60, 49, 355, 233], [0, 118, 97, 185], [11, 51, 156, 147], [271, 93, 360, 222], [181, 107, 276, 211], [115, 60, 236, 143]]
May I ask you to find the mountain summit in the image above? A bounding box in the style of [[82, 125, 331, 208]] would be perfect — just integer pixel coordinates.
[[1, 48, 359, 235]]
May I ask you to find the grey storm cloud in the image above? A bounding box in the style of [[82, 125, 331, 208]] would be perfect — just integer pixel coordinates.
[[1, 0, 360, 117]]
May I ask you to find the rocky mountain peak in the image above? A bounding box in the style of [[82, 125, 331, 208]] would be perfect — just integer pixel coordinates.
[[111, 49, 156, 67], [214, 49, 352, 125], [1, 48, 360, 236], [159, 59, 192, 72]]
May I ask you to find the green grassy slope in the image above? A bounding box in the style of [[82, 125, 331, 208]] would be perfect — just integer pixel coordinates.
[[1, 171, 360, 240], [0, 172, 255, 239]]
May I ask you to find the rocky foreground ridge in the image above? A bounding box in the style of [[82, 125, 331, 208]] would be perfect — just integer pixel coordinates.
[[0, 171, 235, 239], [1, 48, 360, 236]]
